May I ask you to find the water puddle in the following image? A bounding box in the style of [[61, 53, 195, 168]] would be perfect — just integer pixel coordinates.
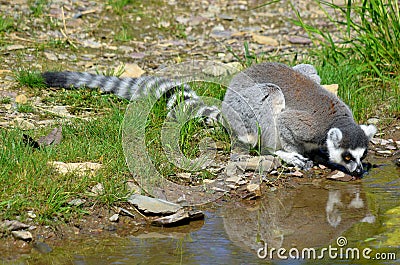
[[5, 158, 398, 264]]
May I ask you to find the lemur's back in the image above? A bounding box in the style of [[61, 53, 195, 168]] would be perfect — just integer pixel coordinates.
[[229, 62, 353, 128]]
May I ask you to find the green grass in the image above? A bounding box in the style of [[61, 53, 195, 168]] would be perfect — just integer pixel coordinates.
[[108, 0, 137, 14], [0, 103, 130, 224], [17, 104, 35, 114], [0, 97, 11, 104], [14, 69, 46, 89], [115, 26, 133, 42], [143, 82, 230, 180], [291, 0, 400, 122], [0, 16, 13, 33], [3, 71, 231, 224], [29, 0, 48, 17]]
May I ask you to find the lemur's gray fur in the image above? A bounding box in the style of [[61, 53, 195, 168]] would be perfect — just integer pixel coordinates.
[[42, 62, 376, 176]]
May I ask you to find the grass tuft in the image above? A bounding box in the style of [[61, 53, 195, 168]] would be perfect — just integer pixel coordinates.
[[291, 0, 400, 121], [14, 69, 47, 89], [0, 16, 13, 33]]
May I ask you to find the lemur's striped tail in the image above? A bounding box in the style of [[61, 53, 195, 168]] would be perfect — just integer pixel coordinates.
[[42, 71, 223, 123]]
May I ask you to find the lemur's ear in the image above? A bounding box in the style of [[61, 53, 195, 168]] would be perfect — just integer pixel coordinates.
[[327, 128, 342, 148], [360, 125, 377, 140]]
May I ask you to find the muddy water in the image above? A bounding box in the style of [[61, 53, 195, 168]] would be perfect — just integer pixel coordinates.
[[10, 158, 399, 265]]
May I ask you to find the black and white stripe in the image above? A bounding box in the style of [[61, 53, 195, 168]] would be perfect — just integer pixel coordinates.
[[42, 71, 223, 123]]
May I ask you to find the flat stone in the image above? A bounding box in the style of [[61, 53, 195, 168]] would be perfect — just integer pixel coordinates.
[[367, 118, 380, 125], [151, 209, 204, 226], [151, 209, 189, 226], [127, 194, 182, 215], [246, 183, 261, 196], [288, 36, 312, 44], [11, 230, 33, 242], [6, 44, 25, 51], [376, 150, 392, 155], [327, 170, 355, 182], [225, 175, 241, 183], [68, 198, 86, 207], [120, 63, 145, 78], [252, 33, 279, 46], [109, 214, 119, 222], [2, 220, 30, 231]]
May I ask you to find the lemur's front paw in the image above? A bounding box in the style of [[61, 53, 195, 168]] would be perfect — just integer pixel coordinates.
[[275, 151, 313, 170]]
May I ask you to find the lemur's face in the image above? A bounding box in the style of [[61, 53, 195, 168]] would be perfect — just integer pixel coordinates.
[[328, 146, 367, 175], [326, 125, 376, 175]]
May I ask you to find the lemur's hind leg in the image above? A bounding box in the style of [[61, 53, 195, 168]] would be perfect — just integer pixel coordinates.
[[275, 110, 319, 170]]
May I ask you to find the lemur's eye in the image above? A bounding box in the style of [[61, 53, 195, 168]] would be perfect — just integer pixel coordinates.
[[344, 155, 352, 161]]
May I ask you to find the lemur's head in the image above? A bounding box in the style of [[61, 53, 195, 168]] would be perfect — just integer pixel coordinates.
[[326, 125, 377, 175]]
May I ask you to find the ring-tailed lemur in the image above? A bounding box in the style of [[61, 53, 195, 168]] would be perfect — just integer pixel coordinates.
[[42, 62, 376, 176]]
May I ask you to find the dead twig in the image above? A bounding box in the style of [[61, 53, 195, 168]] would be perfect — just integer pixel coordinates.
[[60, 6, 77, 49]]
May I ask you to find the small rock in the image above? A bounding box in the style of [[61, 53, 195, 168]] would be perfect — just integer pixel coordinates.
[[27, 211, 36, 219], [151, 209, 204, 227], [44, 52, 58, 61], [288, 36, 312, 44], [91, 183, 104, 195], [291, 171, 304, 177], [11, 230, 33, 242], [380, 139, 390, 145], [151, 209, 189, 226], [246, 183, 261, 197], [33, 241, 53, 254], [386, 145, 397, 150], [376, 150, 392, 156], [225, 162, 239, 177], [327, 170, 355, 182], [68, 198, 86, 207], [127, 194, 182, 215], [15, 94, 28, 104], [319, 164, 327, 169], [252, 33, 279, 46], [103, 53, 116, 58], [177, 172, 191, 179], [370, 138, 382, 145], [120, 63, 145, 78], [2, 220, 30, 231], [235, 156, 275, 173], [219, 14, 235, 20], [225, 175, 241, 183], [126, 181, 141, 194], [118, 207, 135, 218], [367, 118, 380, 125], [49, 161, 102, 176], [109, 214, 119, 222], [6, 44, 25, 51]]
